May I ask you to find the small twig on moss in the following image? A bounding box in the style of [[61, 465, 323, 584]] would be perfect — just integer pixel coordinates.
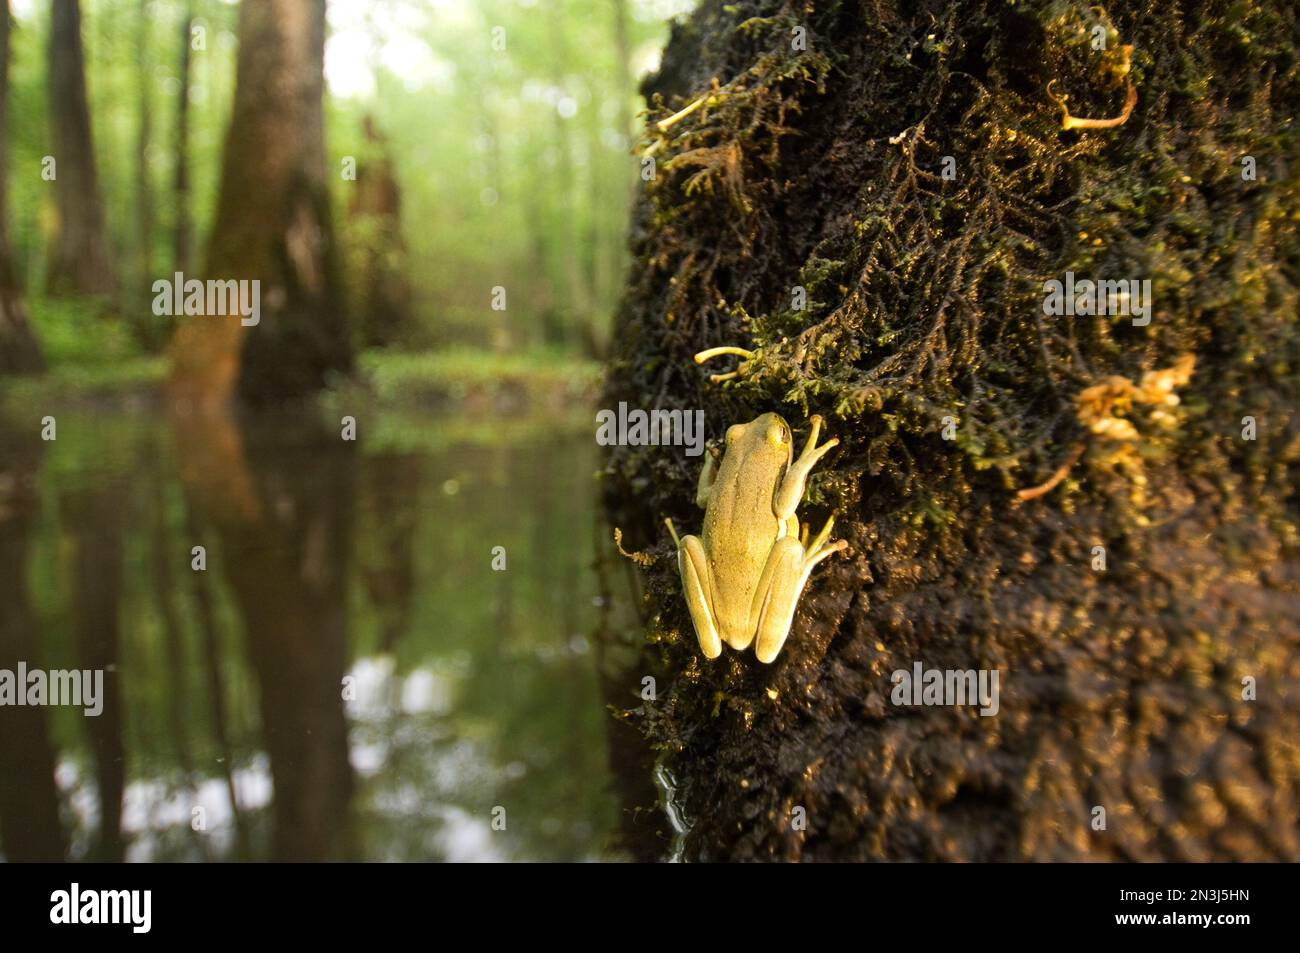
[[614, 526, 658, 566], [1060, 82, 1137, 130], [694, 345, 757, 383], [640, 89, 717, 159], [657, 94, 710, 133], [1014, 440, 1087, 503], [1048, 45, 1137, 131], [641, 78, 737, 158]]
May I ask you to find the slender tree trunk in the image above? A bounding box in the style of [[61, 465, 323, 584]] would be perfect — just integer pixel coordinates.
[[46, 0, 117, 300], [0, 0, 43, 373], [133, 0, 155, 322], [173, 1, 192, 274], [546, 7, 590, 351], [348, 116, 410, 348], [167, 0, 351, 409], [610, 0, 634, 148]]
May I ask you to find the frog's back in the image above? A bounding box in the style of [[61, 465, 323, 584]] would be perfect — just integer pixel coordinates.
[[702, 452, 784, 644]]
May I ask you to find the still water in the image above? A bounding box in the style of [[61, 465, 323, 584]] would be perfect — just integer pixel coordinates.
[[0, 404, 660, 862]]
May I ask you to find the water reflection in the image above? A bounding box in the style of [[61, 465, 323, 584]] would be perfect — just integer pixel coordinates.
[[0, 406, 659, 862]]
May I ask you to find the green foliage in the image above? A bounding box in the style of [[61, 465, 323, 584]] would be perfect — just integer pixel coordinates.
[[6, 0, 238, 304], [356, 346, 601, 404], [321, 0, 684, 351], [4, 0, 693, 363], [24, 294, 146, 365]]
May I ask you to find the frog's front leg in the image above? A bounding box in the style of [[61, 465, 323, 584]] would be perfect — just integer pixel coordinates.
[[695, 439, 722, 509], [773, 415, 839, 519], [750, 516, 847, 663], [665, 519, 723, 659]]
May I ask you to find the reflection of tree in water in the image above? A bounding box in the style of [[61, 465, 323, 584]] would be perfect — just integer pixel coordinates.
[[4, 412, 641, 861], [357, 453, 421, 656], [62, 480, 128, 861], [0, 421, 64, 861], [175, 411, 356, 861], [348, 436, 624, 861]]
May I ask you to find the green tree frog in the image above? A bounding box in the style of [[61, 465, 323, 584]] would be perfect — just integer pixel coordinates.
[[666, 413, 847, 663]]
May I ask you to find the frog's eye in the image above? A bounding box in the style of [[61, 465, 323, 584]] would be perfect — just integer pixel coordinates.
[[768, 423, 789, 445]]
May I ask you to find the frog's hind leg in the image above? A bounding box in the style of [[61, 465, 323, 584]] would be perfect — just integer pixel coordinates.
[[668, 520, 723, 660], [753, 516, 847, 664], [748, 536, 805, 662]]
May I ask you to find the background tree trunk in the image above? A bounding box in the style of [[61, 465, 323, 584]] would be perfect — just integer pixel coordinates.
[[173, 1, 193, 275], [167, 0, 351, 409], [0, 0, 43, 373], [603, 0, 1300, 861], [546, 8, 591, 352], [132, 0, 156, 340], [46, 0, 117, 300], [347, 115, 411, 349]]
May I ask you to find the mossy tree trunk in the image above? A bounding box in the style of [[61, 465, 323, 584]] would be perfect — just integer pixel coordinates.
[[603, 0, 1300, 861], [167, 0, 351, 410]]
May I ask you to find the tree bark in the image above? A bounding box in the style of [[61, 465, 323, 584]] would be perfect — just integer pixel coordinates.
[[604, 0, 1300, 861], [0, 0, 43, 373], [46, 0, 117, 300], [167, 0, 351, 409]]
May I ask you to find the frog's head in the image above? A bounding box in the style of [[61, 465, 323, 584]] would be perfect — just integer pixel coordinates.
[[725, 412, 794, 469]]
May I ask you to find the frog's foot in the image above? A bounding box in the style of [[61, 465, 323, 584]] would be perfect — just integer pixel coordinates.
[[672, 527, 723, 660], [694, 345, 757, 383], [804, 513, 847, 564], [753, 516, 846, 664], [695, 445, 721, 509]]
